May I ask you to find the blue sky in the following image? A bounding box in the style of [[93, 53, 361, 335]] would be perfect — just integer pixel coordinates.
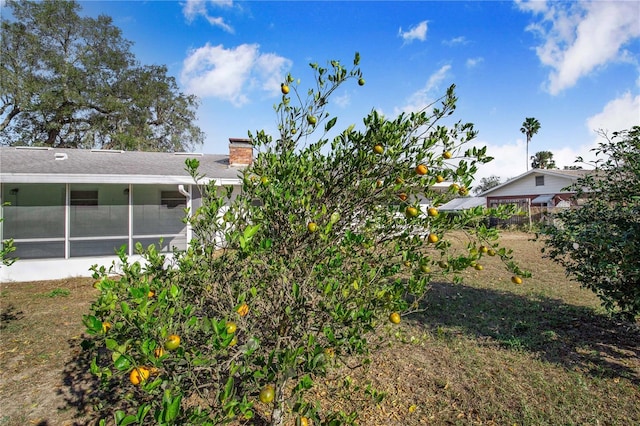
[[6, 1, 640, 182]]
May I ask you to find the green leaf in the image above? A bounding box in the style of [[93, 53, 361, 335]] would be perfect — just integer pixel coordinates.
[[113, 354, 131, 371], [325, 117, 337, 132], [170, 284, 179, 298], [243, 224, 261, 241], [163, 390, 182, 423], [83, 315, 103, 335]]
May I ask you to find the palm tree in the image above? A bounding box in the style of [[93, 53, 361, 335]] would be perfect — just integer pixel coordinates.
[[520, 117, 541, 171], [531, 150, 556, 169]]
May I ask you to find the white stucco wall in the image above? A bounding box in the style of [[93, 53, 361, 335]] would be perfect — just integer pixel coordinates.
[[0, 255, 147, 283]]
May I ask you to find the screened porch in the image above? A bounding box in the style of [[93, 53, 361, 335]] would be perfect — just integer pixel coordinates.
[[1, 183, 194, 260]]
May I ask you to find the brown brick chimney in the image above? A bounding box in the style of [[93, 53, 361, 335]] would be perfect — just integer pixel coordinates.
[[228, 138, 253, 167]]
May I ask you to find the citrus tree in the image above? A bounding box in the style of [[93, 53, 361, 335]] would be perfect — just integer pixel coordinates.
[[83, 53, 527, 426], [542, 126, 640, 320], [0, 204, 16, 268]]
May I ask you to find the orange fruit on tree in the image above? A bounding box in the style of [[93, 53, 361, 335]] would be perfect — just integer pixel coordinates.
[[154, 346, 165, 358], [129, 367, 151, 386], [300, 416, 311, 426], [259, 385, 275, 403], [237, 303, 249, 316], [398, 192, 408, 201], [443, 151, 453, 159], [226, 321, 237, 334], [479, 245, 488, 253], [405, 206, 419, 218], [229, 336, 238, 347], [165, 334, 181, 351], [358, 78, 365, 86], [474, 264, 484, 271], [458, 186, 469, 196], [420, 264, 431, 273], [148, 290, 154, 298], [449, 183, 460, 192], [487, 249, 496, 256], [511, 276, 523, 285], [373, 144, 384, 155], [436, 175, 445, 183], [307, 115, 317, 125], [102, 322, 111, 333], [307, 222, 319, 233], [281, 83, 290, 95], [415, 164, 428, 175], [389, 312, 401, 324], [427, 207, 438, 217], [428, 234, 439, 244]]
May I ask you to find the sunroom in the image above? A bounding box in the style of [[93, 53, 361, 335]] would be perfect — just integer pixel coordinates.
[[2, 182, 192, 260], [0, 140, 251, 282]]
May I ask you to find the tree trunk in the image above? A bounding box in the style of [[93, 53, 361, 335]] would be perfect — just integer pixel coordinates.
[[0, 105, 20, 132], [270, 381, 287, 426]]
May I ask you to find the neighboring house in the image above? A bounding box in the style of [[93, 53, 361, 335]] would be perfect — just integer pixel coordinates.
[[438, 197, 486, 212], [0, 139, 252, 282], [478, 168, 591, 225]]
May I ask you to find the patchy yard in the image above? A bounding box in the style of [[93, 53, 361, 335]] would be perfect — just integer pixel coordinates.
[[1, 233, 638, 425]]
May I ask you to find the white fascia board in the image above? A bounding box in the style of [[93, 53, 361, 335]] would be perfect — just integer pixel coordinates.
[[1, 173, 242, 186]]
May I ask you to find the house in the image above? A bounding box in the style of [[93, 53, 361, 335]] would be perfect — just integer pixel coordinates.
[[438, 196, 487, 212], [478, 168, 591, 225], [0, 139, 252, 282]]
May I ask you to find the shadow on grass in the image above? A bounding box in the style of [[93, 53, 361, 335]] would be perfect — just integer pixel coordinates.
[[0, 304, 24, 330], [58, 339, 273, 425], [58, 340, 109, 425], [411, 281, 640, 385]]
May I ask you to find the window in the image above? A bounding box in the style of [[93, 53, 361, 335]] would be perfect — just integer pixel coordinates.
[[70, 190, 98, 206], [161, 191, 186, 208], [535, 176, 544, 186]]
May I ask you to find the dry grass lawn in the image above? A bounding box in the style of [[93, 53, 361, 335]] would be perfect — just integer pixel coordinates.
[[1, 232, 638, 425]]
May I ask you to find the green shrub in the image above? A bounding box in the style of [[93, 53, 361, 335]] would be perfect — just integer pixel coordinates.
[[83, 54, 526, 426], [542, 126, 640, 320]]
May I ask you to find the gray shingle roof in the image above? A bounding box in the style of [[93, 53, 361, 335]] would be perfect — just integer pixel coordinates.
[[0, 147, 246, 184]]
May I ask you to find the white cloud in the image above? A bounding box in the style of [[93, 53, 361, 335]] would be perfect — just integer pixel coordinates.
[[442, 36, 469, 46], [586, 92, 640, 135], [518, 0, 640, 95], [395, 65, 452, 115], [466, 57, 484, 69], [473, 92, 640, 183], [399, 20, 428, 43], [182, 0, 234, 33], [333, 92, 351, 109], [473, 138, 528, 183], [180, 43, 292, 106]]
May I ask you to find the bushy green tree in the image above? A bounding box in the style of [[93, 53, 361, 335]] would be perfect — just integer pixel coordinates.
[[542, 126, 640, 320], [1, 0, 203, 151], [474, 175, 502, 195], [531, 150, 556, 169], [84, 54, 526, 426]]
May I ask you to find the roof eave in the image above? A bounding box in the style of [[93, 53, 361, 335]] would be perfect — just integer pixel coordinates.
[[0, 173, 242, 186]]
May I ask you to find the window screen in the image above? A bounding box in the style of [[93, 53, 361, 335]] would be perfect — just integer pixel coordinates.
[[70, 190, 98, 206], [161, 191, 186, 208]]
